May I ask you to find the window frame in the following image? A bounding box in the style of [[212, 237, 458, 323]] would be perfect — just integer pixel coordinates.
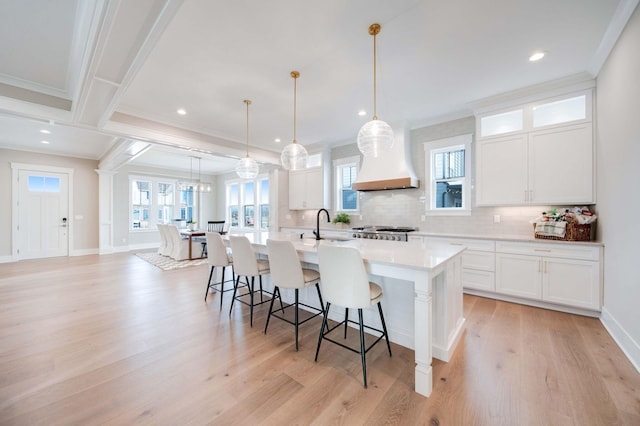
[[423, 134, 472, 216], [333, 155, 360, 213], [129, 175, 198, 231], [225, 173, 270, 231]]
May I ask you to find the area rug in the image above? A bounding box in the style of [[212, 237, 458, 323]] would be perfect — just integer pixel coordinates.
[[136, 252, 208, 271]]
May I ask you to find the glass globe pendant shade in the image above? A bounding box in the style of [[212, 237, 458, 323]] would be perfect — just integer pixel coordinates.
[[357, 119, 394, 157], [236, 156, 259, 179], [280, 142, 308, 170]]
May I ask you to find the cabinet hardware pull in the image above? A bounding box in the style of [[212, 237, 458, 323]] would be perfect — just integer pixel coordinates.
[[538, 259, 541, 272], [544, 260, 548, 273], [449, 243, 464, 246], [534, 249, 551, 252]]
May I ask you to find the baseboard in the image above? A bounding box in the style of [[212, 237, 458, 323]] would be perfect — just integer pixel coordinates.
[[70, 248, 99, 256], [0, 255, 16, 263], [600, 307, 640, 374], [463, 288, 601, 318]]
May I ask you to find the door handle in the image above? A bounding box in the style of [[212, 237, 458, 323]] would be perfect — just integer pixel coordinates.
[[61, 217, 67, 228]]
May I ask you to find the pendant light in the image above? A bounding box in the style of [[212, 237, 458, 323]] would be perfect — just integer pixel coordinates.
[[357, 23, 394, 157], [280, 70, 308, 170], [236, 99, 259, 179], [179, 156, 211, 192]]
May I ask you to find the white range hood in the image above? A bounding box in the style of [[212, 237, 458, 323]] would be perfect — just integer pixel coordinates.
[[352, 127, 419, 191]]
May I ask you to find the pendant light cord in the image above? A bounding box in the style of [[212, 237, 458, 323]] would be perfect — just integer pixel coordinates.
[[244, 99, 251, 157], [291, 71, 299, 144], [373, 30, 377, 120]]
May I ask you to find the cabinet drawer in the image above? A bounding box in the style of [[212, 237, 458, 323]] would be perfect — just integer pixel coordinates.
[[462, 270, 495, 292], [496, 241, 600, 261], [462, 251, 495, 271], [425, 237, 495, 252]]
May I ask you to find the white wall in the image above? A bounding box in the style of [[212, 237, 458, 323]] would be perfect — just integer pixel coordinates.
[[596, 4, 640, 370]]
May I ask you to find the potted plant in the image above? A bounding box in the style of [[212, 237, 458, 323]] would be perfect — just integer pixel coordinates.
[[187, 220, 198, 231], [332, 213, 351, 229]]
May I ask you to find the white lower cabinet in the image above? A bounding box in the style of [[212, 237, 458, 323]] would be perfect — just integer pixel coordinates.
[[495, 241, 602, 311], [423, 237, 496, 292]]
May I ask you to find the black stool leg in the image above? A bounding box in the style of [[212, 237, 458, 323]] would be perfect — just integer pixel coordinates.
[[378, 302, 392, 357], [229, 274, 241, 316], [219, 266, 226, 309], [264, 285, 278, 334], [344, 308, 349, 338], [358, 308, 367, 388], [294, 289, 300, 351], [315, 283, 324, 314], [249, 276, 255, 327], [278, 287, 285, 313], [259, 275, 264, 303], [315, 302, 331, 362], [205, 265, 215, 302]]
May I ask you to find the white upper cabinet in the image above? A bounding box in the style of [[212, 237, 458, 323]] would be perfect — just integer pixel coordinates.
[[289, 167, 324, 210], [476, 89, 594, 206]]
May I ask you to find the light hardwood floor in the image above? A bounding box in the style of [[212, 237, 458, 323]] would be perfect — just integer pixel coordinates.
[[1, 252, 638, 425]]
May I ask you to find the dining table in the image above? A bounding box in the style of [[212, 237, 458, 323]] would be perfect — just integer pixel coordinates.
[[180, 229, 206, 260]]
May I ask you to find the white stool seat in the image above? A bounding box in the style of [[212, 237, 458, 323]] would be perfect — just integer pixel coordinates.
[[229, 235, 271, 327], [315, 244, 392, 388], [369, 283, 383, 304], [204, 232, 235, 307], [302, 268, 320, 285], [265, 239, 325, 351]]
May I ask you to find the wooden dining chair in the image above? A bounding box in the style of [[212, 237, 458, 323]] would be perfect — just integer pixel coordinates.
[[200, 221, 226, 256]]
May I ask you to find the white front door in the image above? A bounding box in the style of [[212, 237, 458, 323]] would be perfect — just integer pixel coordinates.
[[18, 170, 69, 259]]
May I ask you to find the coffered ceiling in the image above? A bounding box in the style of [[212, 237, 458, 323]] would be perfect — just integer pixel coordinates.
[[0, 0, 635, 174]]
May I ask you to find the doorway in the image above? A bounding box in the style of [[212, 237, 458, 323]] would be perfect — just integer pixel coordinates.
[[11, 163, 73, 260]]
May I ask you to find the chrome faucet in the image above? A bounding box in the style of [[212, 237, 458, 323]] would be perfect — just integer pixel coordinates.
[[313, 209, 330, 240]]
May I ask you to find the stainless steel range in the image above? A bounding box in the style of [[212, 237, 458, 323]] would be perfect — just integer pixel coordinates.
[[351, 226, 417, 241]]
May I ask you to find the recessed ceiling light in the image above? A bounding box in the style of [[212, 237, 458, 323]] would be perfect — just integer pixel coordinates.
[[529, 51, 545, 62], [358, 110, 367, 116], [177, 108, 187, 115], [41, 140, 50, 144], [274, 138, 281, 143], [40, 129, 51, 134]]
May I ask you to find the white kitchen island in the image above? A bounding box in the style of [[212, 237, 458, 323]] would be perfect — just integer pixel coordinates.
[[226, 231, 466, 398]]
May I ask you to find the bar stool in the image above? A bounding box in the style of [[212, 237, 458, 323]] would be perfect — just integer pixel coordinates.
[[204, 232, 234, 308], [314, 244, 392, 388], [228, 235, 271, 327], [265, 239, 325, 351]]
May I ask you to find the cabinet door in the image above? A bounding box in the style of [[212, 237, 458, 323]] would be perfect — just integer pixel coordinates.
[[542, 257, 600, 310], [462, 269, 495, 292], [476, 135, 528, 205], [529, 123, 593, 204], [304, 167, 324, 209], [496, 253, 541, 299], [289, 171, 306, 209]]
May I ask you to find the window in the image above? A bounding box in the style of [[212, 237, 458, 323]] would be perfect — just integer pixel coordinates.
[[226, 175, 270, 230], [157, 182, 174, 224], [180, 187, 194, 223], [28, 175, 60, 192], [130, 175, 198, 230], [334, 156, 360, 212], [424, 134, 472, 215], [132, 179, 151, 229]]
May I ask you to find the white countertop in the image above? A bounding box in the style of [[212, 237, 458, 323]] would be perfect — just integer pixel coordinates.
[[227, 231, 465, 271], [278, 226, 603, 246]]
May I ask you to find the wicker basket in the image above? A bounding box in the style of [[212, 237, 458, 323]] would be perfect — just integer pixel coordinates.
[[533, 222, 593, 241]]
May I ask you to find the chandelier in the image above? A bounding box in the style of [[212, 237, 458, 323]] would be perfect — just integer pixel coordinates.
[[179, 156, 211, 192], [357, 23, 394, 157], [280, 70, 308, 170], [236, 99, 259, 179]]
